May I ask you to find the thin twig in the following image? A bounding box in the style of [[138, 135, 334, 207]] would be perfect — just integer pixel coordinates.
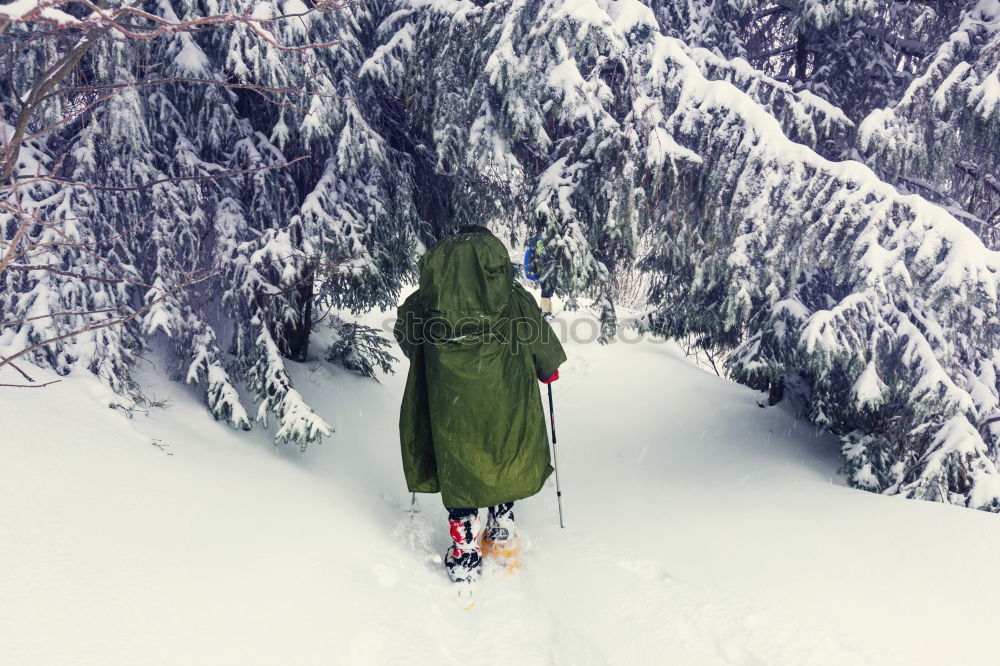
[[0, 355, 36, 381], [0, 305, 130, 328], [979, 416, 1000, 436], [33, 1, 344, 53], [9, 216, 149, 266], [0, 380, 62, 388], [36, 74, 338, 106], [5, 263, 139, 285], [0, 269, 216, 371], [18, 93, 115, 145], [4, 156, 310, 192]]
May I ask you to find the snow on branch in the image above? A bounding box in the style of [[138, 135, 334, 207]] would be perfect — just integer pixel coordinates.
[[857, 0, 1000, 244], [683, 46, 854, 151], [635, 12, 1000, 508], [248, 314, 333, 450]]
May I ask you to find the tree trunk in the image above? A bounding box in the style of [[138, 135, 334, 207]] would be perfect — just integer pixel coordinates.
[[282, 276, 314, 362], [794, 32, 808, 81], [768, 376, 785, 406]]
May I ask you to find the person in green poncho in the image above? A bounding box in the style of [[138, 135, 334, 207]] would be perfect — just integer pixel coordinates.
[[393, 225, 567, 584]]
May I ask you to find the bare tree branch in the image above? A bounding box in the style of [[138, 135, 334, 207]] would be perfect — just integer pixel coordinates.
[[1, 25, 105, 182], [0, 380, 62, 388], [0, 305, 130, 328], [0, 268, 216, 372], [979, 416, 1000, 437], [4, 155, 310, 192], [6, 263, 138, 284], [0, 355, 37, 381], [10, 0, 345, 52], [34, 73, 346, 114]]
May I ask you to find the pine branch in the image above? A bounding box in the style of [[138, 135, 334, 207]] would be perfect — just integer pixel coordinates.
[[34, 73, 346, 114], [0, 269, 215, 371], [0, 191, 32, 277], [28, 0, 344, 52], [0, 24, 104, 182], [5, 263, 138, 285], [0, 306, 130, 328], [3, 155, 310, 192], [854, 26, 934, 58], [16, 93, 116, 145], [748, 44, 800, 60]]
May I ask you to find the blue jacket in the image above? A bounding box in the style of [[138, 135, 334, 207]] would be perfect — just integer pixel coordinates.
[[523, 236, 544, 281]]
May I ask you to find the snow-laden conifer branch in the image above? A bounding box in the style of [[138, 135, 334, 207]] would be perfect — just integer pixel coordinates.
[[32, 72, 343, 111], [857, 0, 1000, 243], [636, 26, 1000, 509], [0, 266, 215, 370], [4, 154, 310, 192], [2, 0, 347, 51]]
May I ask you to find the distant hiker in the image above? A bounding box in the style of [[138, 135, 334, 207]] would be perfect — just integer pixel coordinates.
[[523, 235, 556, 319], [394, 225, 567, 584]]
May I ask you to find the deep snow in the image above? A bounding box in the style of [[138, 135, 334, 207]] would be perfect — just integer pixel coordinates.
[[3, 299, 999, 666]]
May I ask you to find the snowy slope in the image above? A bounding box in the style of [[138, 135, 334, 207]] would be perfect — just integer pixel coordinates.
[[3, 301, 999, 666]]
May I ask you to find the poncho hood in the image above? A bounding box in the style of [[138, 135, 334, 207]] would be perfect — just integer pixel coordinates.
[[417, 226, 514, 328]]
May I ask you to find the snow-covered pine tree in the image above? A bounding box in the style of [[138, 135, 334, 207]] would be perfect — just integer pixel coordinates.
[[325, 319, 395, 380], [362, 0, 1000, 510], [6, 0, 1000, 510], [2, 1, 418, 448], [858, 0, 1000, 248], [206, 0, 414, 405], [1, 34, 148, 404], [186, 0, 335, 444], [632, 2, 1000, 510], [290, 0, 417, 316], [134, 0, 253, 429], [364, 0, 702, 340]]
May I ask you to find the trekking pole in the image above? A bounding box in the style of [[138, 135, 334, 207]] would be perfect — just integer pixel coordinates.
[[547, 383, 565, 528], [407, 492, 420, 521]]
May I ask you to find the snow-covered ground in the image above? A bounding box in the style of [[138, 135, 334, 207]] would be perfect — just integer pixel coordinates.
[[3, 301, 999, 666]]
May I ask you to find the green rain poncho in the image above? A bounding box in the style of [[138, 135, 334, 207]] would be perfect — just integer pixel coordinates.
[[394, 226, 567, 508]]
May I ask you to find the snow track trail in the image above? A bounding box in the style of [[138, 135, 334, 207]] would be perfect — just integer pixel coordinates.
[[3, 305, 999, 666]]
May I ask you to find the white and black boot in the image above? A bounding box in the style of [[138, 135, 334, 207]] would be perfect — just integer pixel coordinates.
[[445, 509, 483, 584], [482, 502, 520, 572]]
